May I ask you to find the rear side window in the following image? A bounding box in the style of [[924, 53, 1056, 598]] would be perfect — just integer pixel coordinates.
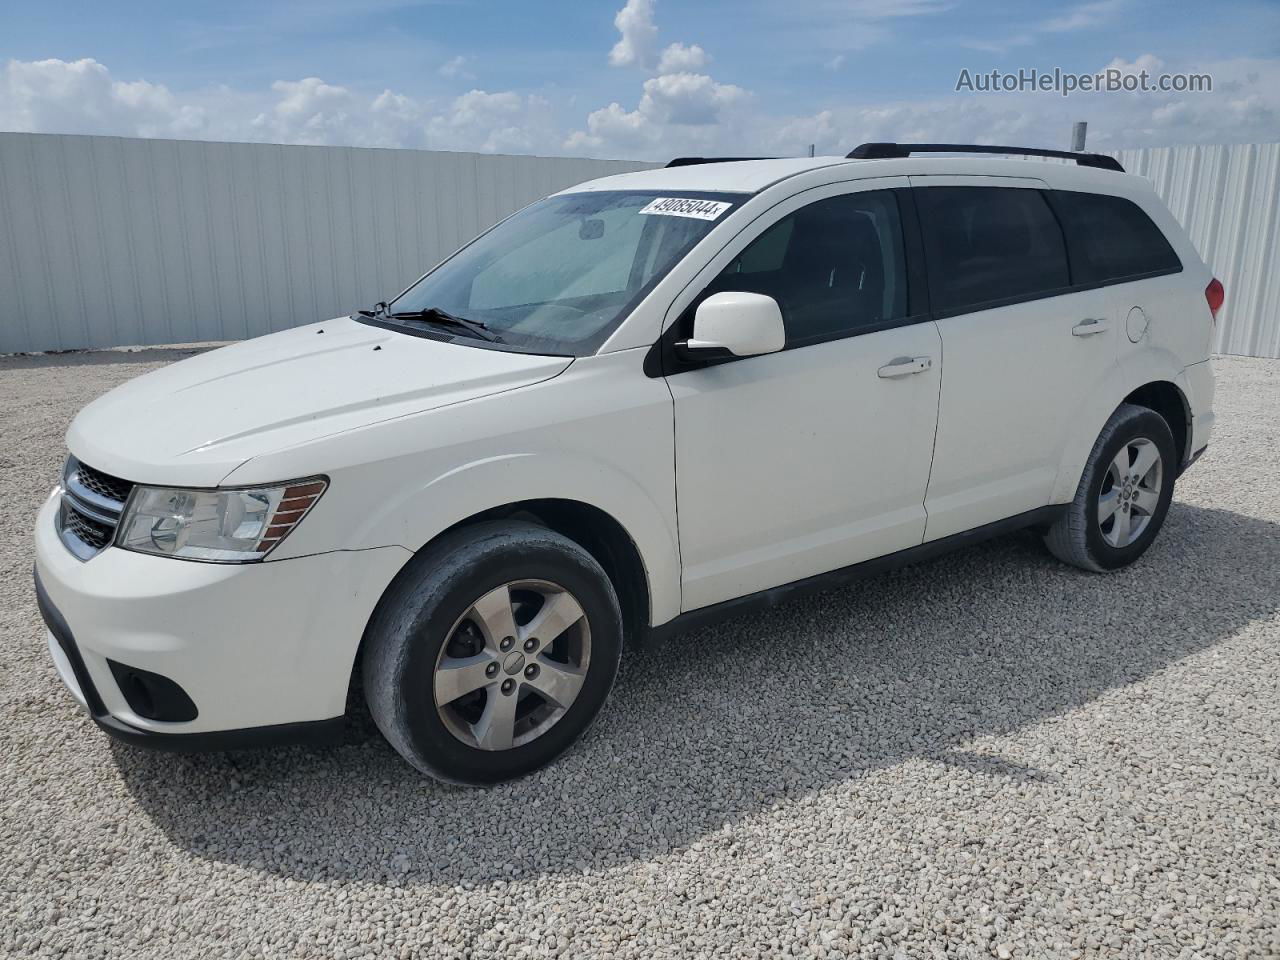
[[704, 190, 908, 345], [916, 187, 1070, 315], [1050, 190, 1182, 284]]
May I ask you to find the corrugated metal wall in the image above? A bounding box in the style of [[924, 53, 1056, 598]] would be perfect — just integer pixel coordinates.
[[0, 133, 654, 353], [1112, 142, 1280, 359], [2, 134, 1277, 356]]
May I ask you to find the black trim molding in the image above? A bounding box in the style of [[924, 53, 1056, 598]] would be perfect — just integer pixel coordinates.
[[92, 712, 346, 754], [646, 505, 1065, 645], [1180, 444, 1209, 477], [846, 142, 1124, 172], [646, 181, 1187, 368], [646, 187, 933, 378]]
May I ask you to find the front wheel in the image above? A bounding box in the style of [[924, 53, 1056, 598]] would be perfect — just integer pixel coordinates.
[[1044, 403, 1178, 572], [362, 521, 623, 784]]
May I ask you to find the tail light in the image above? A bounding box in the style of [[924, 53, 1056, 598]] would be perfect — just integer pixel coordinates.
[[1205, 277, 1224, 323]]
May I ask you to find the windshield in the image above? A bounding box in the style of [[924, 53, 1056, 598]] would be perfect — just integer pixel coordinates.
[[373, 190, 745, 355]]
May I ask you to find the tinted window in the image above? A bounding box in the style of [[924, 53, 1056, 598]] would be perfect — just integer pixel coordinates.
[[916, 187, 1070, 314], [704, 191, 908, 345], [469, 203, 648, 308], [1051, 190, 1181, 284], [386, 191, 742, 356]]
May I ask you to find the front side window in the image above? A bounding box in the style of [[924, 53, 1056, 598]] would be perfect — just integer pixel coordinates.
[[702, 190, 908, 346], [381, 191, 744, 355], [916, 186, 1070, 315], [1050, 190, 1182, 284]]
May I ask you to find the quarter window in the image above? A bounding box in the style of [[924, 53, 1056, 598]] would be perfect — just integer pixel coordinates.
[[1050, 190, 1182, 284], [703, 191, 908, 345], [916, 187, 1070, 315]]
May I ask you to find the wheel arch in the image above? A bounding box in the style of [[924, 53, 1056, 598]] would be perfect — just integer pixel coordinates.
[[345, 496, 659, 722], [1052, 353, 1193, 504], [1123, 380, 1191, 467], [432, 498, 653, 647]]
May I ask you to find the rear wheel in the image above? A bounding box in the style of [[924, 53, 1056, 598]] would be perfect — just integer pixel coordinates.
[[362, 521, 623, 784], [1044, 403, 1177, 572]]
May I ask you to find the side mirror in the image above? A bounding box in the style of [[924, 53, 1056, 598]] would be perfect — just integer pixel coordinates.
[[680, 292, 786, 358]]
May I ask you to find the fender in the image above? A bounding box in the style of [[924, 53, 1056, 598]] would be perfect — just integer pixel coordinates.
[[221, 349, 682, 625], [1050, 344, 1190, 504], [347, 451, 681, 627]]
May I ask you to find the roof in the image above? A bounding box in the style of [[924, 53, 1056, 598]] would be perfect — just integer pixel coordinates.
[[559, 157, 855, 194], [557, 154, 1151, 197]]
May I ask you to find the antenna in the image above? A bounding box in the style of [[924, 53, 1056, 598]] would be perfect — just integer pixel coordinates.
[[1071, 122, 1088, 152]]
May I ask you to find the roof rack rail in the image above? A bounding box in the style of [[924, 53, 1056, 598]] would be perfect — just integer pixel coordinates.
[[846, 142, 1124, 172], [665, 156, 776, 168]]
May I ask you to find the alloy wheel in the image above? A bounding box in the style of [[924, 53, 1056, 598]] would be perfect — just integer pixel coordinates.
[[1098, 437, 1163, 548], [433, 579, 591, 750]]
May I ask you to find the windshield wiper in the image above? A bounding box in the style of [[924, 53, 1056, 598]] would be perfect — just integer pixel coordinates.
[[355, 301, 390, 319], [386, 306, 500, 342]]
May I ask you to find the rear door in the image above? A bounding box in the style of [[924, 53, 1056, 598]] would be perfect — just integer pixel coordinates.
[[911, 178, 1116, 541]]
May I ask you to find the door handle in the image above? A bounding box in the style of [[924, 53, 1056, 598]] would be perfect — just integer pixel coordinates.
[[1072, 318, 1110, 337], [877, 356, 932, 378]]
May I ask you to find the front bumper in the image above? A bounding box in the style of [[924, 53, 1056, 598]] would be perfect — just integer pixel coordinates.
[[33, 495, 410, 748]]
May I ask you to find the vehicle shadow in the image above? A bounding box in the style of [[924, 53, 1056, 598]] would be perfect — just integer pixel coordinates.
[[112, 501, 1278, 886]]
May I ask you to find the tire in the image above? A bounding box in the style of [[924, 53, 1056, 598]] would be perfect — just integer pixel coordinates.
[[1043, 402, 1178, 572], [362, 520, 623, 785]]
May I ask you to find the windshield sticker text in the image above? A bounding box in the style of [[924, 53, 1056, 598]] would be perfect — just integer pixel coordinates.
[[639, 197, 732, 221]]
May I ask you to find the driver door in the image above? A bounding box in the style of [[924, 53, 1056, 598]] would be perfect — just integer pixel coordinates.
[[666, 179, 943, 611]]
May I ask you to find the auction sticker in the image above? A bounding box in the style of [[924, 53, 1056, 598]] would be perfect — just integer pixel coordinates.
[[639, 197, 732, 221]]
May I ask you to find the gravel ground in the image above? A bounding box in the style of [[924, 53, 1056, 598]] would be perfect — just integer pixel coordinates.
[[2, 350, 1277, 960]]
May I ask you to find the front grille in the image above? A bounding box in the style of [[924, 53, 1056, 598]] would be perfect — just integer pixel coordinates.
[[58, 457, 134, 561], [62, 504, 115, 549], [73, 462, 133, 504]]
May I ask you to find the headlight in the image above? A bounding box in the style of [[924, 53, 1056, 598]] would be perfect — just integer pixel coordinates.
[[116, 478, 326, 562]]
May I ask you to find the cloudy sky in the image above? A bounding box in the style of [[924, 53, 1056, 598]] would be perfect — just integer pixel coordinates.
[[1, 0, 1277, 160]]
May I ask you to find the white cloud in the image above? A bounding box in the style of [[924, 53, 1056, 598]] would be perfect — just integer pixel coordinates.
[[0, 58, 206, 138], [566, 72, 748, 153], [252, 77, 358, 144], [567, 51, 1280, 160], [787, 0, 952, 20], [0, 57, 565, 154], [641, 72, 747, 124], [962, 1, 1122, 56], [839, 0, 954, 18], [574, 1, 750, 153], [1103, 53, 1165, 77], [1041, 0, 1123, 33], [608, 0, 659, 68], [1150, 100, 1190, 126], [3, 52, 1278, 165], [438, 55, 470, 79], [825, 54, 846, 71], [427, 89, 557, 154], [567, 102, 654, 152], [764, 0, 953, 60], [657, 42, 708, 74], [958, 34, 1034, 53]]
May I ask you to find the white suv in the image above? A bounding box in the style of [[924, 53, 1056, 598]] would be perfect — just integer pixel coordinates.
[[34, 143, 1219, 784]]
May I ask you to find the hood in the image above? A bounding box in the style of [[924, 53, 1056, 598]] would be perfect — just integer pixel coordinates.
[[66, 317, 573, 486]]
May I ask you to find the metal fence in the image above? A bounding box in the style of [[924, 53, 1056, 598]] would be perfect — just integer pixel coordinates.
[[0, 133, 653, 353], [1, 133, 1277, 356]]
